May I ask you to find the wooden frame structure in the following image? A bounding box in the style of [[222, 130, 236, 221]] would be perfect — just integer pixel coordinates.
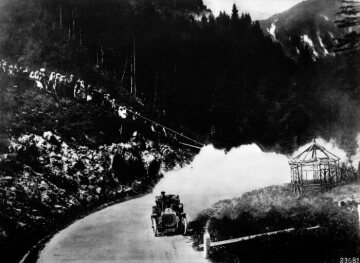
[[289, 141, 340, 195]]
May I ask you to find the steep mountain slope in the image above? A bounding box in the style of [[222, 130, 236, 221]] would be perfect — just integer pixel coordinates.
[[260, 0, 342, 59]]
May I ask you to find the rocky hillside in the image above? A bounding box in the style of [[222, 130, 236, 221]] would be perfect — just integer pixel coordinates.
[[260, 0, 342, 59], [0, 73, 193, 262]]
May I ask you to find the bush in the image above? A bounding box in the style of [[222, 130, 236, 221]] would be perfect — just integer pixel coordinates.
[[112, 151, 146, 184]]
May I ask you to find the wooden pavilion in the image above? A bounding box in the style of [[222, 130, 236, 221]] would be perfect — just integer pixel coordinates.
[[289, 141, 340, 195]]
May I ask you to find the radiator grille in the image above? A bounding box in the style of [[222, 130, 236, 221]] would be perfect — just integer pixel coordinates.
[[162, 214, 176, 227]]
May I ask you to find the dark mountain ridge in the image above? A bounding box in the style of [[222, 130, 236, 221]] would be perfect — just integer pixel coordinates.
[[260, 0, 342, 59]]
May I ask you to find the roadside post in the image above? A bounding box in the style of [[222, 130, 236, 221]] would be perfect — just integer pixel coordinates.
[[358, 203, 360, 229], [203, 230, 211, 259]]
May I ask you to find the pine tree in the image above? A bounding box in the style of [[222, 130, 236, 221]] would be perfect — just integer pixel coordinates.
[[231, 3, 239, 21], [208, 13, 216, 26]]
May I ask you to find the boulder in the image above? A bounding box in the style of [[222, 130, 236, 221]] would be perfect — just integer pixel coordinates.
[[17, 222, 27, 228], [41, 191, 51, 203], [54, 205, 65, 210], [88, 174, 96, 181], [0, 230, 7, 239], [39, 181, 49, 191], [61, 141, 69, 149], [43, 131, 61, 145], [2, 176, 13, 181], [43, 131, 53, 141]]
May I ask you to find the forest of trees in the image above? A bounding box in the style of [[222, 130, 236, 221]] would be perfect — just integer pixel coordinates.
[[0, 0, 359, 153]]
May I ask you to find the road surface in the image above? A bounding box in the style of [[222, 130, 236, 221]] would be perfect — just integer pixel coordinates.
[[37, 194, 207, 263]]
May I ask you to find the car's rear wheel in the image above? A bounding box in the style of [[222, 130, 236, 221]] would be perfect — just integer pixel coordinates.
[[181, 217, 187, 235], [152, 218, 159, 237]]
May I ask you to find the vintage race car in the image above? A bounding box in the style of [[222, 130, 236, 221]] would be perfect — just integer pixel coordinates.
[[151, 191, 187, 236]]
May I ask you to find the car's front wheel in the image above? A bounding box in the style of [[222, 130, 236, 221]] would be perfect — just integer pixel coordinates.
[[181, 217, 187, 235], [152, 218, 159, 237]]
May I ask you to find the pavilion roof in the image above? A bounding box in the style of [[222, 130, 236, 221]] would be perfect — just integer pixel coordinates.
[[289, 142, 340, 165]]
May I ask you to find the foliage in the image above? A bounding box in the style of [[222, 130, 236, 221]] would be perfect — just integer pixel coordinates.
[[0, 0, 359, 153], [0, 0, 311, 152]]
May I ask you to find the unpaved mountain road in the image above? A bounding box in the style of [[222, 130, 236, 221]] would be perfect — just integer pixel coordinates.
[[37, 194, 207, 263]]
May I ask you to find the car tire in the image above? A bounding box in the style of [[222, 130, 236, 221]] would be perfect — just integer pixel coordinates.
[[152, 218, 159, 237], [181, 217, 187, 235]]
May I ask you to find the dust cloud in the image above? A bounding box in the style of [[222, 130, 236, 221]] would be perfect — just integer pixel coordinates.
[[351, 134, 360, 169], [153, 144, 290, 219], [153, 138, 350, 219]]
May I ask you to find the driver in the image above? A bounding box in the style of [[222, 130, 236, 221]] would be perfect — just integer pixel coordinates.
[[160, 191, 166, 210]]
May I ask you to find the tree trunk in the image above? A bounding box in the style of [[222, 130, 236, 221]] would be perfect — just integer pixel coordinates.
[[101, 45, 104, 65], [130, 53, 134, 94], [120, 56, 128, 87], [133, 35, 137, 96], [59, 7, 63, 30], [72, 10, 76, 40], [154, 73, 158, 106]]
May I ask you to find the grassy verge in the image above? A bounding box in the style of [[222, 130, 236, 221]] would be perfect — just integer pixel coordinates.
[[190, 184, 360, 263]]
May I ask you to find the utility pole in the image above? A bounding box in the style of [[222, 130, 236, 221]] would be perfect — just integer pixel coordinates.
[[101, 45, 104, 65], [154, 73, 158, 106]]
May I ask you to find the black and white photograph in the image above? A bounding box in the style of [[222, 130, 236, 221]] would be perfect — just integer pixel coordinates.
[[0, 0, 359, 262]]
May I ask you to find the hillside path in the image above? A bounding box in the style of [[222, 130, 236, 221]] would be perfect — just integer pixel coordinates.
[[37, 194, 207, 263]]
